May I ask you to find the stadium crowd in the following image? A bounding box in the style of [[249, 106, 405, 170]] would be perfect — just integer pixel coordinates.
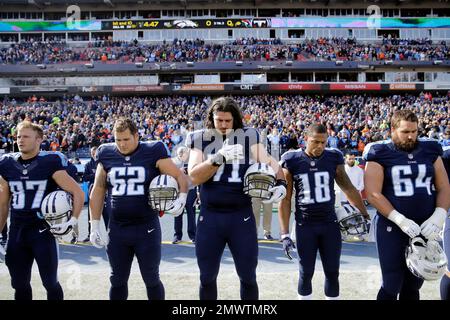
[[0, 37, 448, 64], [0, 92, 448, 158]]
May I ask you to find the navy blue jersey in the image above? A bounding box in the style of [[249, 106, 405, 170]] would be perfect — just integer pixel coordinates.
[[280, 148, 344, 223], [96, 141, 170, 224], [363, 138, 442, 223], [186, 127, 260, 213], [0, 151, 67, 226], [443, 145, 450, 182]]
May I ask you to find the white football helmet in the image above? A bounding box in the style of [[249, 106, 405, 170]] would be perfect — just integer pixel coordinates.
[[405, 237, 448, 281], [40, 190, 73, 236], [335, 203, 369, 240], [243, 163, 276, 200], [148, 174, 179, 211]]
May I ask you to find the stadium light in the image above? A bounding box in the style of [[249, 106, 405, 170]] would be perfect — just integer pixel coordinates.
[[186, 61, 194, 67], [236, 61, 243, 66], [335, 60, 344, 66], [135, 62, 143, 68], [37, 64, 46, 69], [433, 60, 443, 65], [285, 60, 293, 66]]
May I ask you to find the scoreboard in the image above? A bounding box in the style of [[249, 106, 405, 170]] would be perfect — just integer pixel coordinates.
[[102, 18, 271, 30]]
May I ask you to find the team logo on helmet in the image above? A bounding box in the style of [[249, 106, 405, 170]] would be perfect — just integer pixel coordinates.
[[40, 191, 73, 236]]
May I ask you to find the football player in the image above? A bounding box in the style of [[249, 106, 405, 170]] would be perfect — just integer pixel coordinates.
[[279, 123, 369, 300], [364, 110, 450, 300], [89, 118, 188, 300], [441, 145, 450, 300], [187, 97, 286, 300], [0, 121, 84, 300]]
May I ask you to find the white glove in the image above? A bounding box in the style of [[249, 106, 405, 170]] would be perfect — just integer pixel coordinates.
[[217, 139, 244, 162], [388, 210, 421, 238], [89, 220, 108, 249], [420, 207, 447, 240], [166, 193, 187, 217], [262, 184, 287, 204], [51, 216, 78, 234], [0, 243, 5, 263]]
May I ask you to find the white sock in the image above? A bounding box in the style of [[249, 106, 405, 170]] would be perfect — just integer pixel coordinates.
[[298, 293, 313, 300], [325, 295, 340, 300]]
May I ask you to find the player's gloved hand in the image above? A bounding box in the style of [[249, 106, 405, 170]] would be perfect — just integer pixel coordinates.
[[263, 179, 287, 204], [0, 243, 5, 263], [388, 210, 421, 238], [420, 207, 447, 240], [51, 216, 78, 234], [211, 139, 244, 165], [89, 220, 108, 249], [166, 193, 187, 217], [281, 234, 296, 260]]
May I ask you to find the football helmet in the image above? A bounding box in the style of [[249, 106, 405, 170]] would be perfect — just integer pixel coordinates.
[[40, 190, 73, 236], [243, 163, 276, 200], [405, 237, 447, 281], [335, 203, 369, 240], [149, 174, 179, 211]]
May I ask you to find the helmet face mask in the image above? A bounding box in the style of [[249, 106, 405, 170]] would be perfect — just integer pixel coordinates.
[[148, 174, 179, 211], [335, 204, 369, 240], [40, 191, 73, 236], [339, 214, 369, 236], [405, 237, 448, 281], [243, 163, 276, 200]]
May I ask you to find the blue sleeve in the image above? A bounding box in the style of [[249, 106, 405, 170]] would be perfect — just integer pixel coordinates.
[[429, 140, 443, 163], [334, 149, 344, 165], [362, 143, 378, 162], [48, 152, 67, 174], [95, 145, 106, 165], [155, 141, 170, 160], [0, 156, 8, 178], [248, 128, 260, 146], [280, 152, 291, 171]]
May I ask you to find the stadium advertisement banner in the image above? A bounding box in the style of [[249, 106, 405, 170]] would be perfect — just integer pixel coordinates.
[[330, 83, 381, 91], [112, 85, 164, 92], [268, 83, 322, 91], [0, 21, 101, 32], [424, 83, 450, 90], [233, 84, 263, 91], [180, 84, 225, 91], [0, 88, 10, 94], [389, 83, 417, 90], [102, 18, 271, 30], [271, 17, 450, 29]]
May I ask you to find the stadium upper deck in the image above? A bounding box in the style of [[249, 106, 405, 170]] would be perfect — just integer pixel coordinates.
[[0, 0, 449, 96], [0, 0, 449, 43]]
